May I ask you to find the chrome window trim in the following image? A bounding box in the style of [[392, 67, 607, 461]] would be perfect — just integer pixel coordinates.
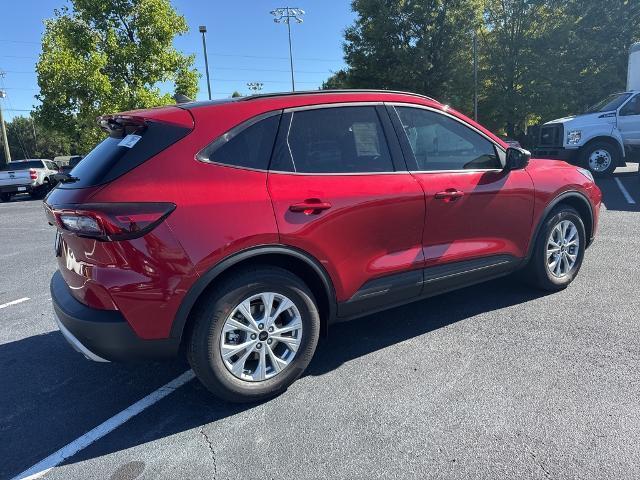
[[283, 101, 385, 113]]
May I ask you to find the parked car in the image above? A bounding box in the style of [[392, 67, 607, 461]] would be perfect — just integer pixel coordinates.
[[534, 42, 640, 176], [45, 90, 602, 402], [55, 155, 83, 175], [0, 159, 59, 201]]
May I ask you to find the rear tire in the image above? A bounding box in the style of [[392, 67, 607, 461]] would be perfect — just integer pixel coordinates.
[[187, 266, 320, 403], [580, 141, 619, 177], [522, 206, 586, 291], [0, 193, 10, 202]]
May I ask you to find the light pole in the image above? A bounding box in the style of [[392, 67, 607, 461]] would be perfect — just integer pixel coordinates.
[[473, 30, 478, 122], [199, 25, 212, 100], [247, 82, 264, 95], [270, 7, 305, 92]]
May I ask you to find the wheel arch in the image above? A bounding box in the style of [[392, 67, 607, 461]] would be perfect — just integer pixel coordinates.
[[525, 191, 594, 263], [172, 245, 337, 345]]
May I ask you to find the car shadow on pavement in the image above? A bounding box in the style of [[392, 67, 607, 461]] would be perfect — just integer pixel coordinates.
[[2, 276, 550, 478]]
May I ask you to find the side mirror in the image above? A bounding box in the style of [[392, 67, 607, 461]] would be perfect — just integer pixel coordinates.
[[505, 147, 531, 171]]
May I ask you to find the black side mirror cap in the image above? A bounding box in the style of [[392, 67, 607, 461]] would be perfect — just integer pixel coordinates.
[[505, 147, 531, 171]]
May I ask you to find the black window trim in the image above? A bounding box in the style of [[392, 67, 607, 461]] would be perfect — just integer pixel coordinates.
[[269, 102, 408, 175], [386, 103, 507, 173], [195, 109, 283, 172]]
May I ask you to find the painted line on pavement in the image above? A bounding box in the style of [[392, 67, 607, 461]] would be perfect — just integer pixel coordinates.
[[0, 297, 30, 309], [12, 370, 196, 480], [614, 178, 637, 205]]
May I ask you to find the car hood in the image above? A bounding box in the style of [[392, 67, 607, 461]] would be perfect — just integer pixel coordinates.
[[544, 112, 616, 128]]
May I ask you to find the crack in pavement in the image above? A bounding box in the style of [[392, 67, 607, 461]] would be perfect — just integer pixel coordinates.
[[199, 426, 218, 479]]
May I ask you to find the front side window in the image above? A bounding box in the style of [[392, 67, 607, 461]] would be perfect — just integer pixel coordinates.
[[273, 106, 395, 173], [619, 94, 640, 116], [395, 107, 501, 171]]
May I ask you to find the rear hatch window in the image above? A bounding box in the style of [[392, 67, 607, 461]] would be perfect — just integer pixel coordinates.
[[60, 113, 192, 189], [1, 160, 45, 171]]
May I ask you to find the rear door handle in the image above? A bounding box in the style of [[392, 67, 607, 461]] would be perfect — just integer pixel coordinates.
[[434, 189, 465, 201], [289, 199, 332, 215]]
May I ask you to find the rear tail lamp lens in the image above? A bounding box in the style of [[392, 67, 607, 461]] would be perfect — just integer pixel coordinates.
[[29, 168, 37, 180], [51, 203, 175, 241]]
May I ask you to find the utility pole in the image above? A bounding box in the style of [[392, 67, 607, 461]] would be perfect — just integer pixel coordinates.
[[199, 25, 212, 100], [271, 7, 305, 92], [473, 31, 478, 122], [0, 89, 10, 164]]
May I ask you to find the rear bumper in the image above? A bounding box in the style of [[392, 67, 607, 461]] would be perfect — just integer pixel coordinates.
[[51, 270, 180, 362], [0, 184, 34, 194], [533, 147, 578, 163]]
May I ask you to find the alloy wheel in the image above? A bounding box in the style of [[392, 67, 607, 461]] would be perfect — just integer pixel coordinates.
[[546, 220, 580, 278], [219, 292, 303, 382]]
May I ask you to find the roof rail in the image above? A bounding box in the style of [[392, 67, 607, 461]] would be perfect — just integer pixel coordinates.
[[237, 89, 439, 103]]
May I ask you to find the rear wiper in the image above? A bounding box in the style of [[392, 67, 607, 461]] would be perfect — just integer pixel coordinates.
[[56, 173, 80, 183]]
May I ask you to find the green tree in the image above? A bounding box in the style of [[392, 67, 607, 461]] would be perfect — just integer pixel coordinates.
[[0, 116, 74, 162], [35, 0, 199, 152], [231, 91, 243, 98], [323, 0, 484, 112]]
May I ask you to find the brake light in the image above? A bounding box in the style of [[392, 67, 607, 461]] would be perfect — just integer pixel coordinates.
[[51, 203, 176, 241], [29, 168, 37, 180]]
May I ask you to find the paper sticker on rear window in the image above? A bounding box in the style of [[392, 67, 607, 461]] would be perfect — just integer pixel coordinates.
[[351, 122, 380, 157], [118, 134, 142, 149]]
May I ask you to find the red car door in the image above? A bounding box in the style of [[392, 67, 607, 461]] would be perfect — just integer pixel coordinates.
[[389, 105, 534, 273], [267, 104, 426, 317]]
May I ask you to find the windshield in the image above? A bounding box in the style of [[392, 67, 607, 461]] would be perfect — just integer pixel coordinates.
[[1, 160, 44, 171], [586, 93, 632, 113]]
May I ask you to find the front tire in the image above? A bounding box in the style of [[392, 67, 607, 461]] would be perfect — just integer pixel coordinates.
[[580, 141, 619, 177], [522, 206, 586, 291], [187, 267, 320, 403]]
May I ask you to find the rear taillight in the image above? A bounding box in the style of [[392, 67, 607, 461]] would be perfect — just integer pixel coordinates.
[[49, 203, 175, 241], [29, 168, 37, 180]]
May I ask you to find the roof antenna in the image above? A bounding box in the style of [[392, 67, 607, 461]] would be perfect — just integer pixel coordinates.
[[173, 93, 192, 104]]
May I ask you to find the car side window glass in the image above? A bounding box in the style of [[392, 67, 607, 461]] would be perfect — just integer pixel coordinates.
[[620, 95, 640, 116], [199, 114, 281, 170], [274, 106, 395, 173], [396, 107, 501, 171]]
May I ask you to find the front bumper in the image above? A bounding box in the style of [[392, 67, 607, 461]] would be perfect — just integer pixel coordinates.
[[51, 270, 180, 362], [533, 147, 578, 163]]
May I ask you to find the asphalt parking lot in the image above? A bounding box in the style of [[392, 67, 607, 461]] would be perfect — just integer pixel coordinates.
[[1, 165, 639, 480]]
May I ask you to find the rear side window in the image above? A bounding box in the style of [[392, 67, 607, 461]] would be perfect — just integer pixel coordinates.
[[62, 121, 191, 188], [197, 113, 281, 170], [1, 160, 45, 171], [272, 106, 395, 173]]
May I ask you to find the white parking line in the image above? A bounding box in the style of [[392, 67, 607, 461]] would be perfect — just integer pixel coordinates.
[[0, 297, 30, 309], [12, 370, 196, 480], [614, 178, 637, 205]]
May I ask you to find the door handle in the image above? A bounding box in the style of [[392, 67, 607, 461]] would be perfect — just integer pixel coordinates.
[[289, 199, 332, 215], [434, 189, 465, 201]]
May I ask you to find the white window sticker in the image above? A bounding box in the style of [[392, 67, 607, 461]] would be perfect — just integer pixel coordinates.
[[118, 134, 142, 148], [351, 122, 380, 156]]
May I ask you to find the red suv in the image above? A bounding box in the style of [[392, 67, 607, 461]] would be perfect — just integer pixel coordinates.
[[45, 90, 602, 402]]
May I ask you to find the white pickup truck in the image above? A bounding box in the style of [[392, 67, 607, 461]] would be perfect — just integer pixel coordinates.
[[534, 42, 640, 177], [0, 159, 60, 202]]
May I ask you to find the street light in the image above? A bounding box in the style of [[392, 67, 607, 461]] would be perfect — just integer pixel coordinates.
[[270, 7, 305, 92], [199, 25, 212, 100], [247, 82, 264, 95]]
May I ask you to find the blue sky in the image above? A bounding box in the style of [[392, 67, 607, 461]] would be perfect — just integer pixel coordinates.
[[0, 0, 355, 120]]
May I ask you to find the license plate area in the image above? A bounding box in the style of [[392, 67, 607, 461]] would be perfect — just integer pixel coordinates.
[[17, 187, 26, 192]]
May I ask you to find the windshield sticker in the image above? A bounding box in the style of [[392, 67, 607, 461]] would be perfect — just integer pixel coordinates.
[[118, 134, 142, 149]]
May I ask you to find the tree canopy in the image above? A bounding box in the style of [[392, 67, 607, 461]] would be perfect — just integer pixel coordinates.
[[35, 0, 199, 153], [326, 0, 640, 139]]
